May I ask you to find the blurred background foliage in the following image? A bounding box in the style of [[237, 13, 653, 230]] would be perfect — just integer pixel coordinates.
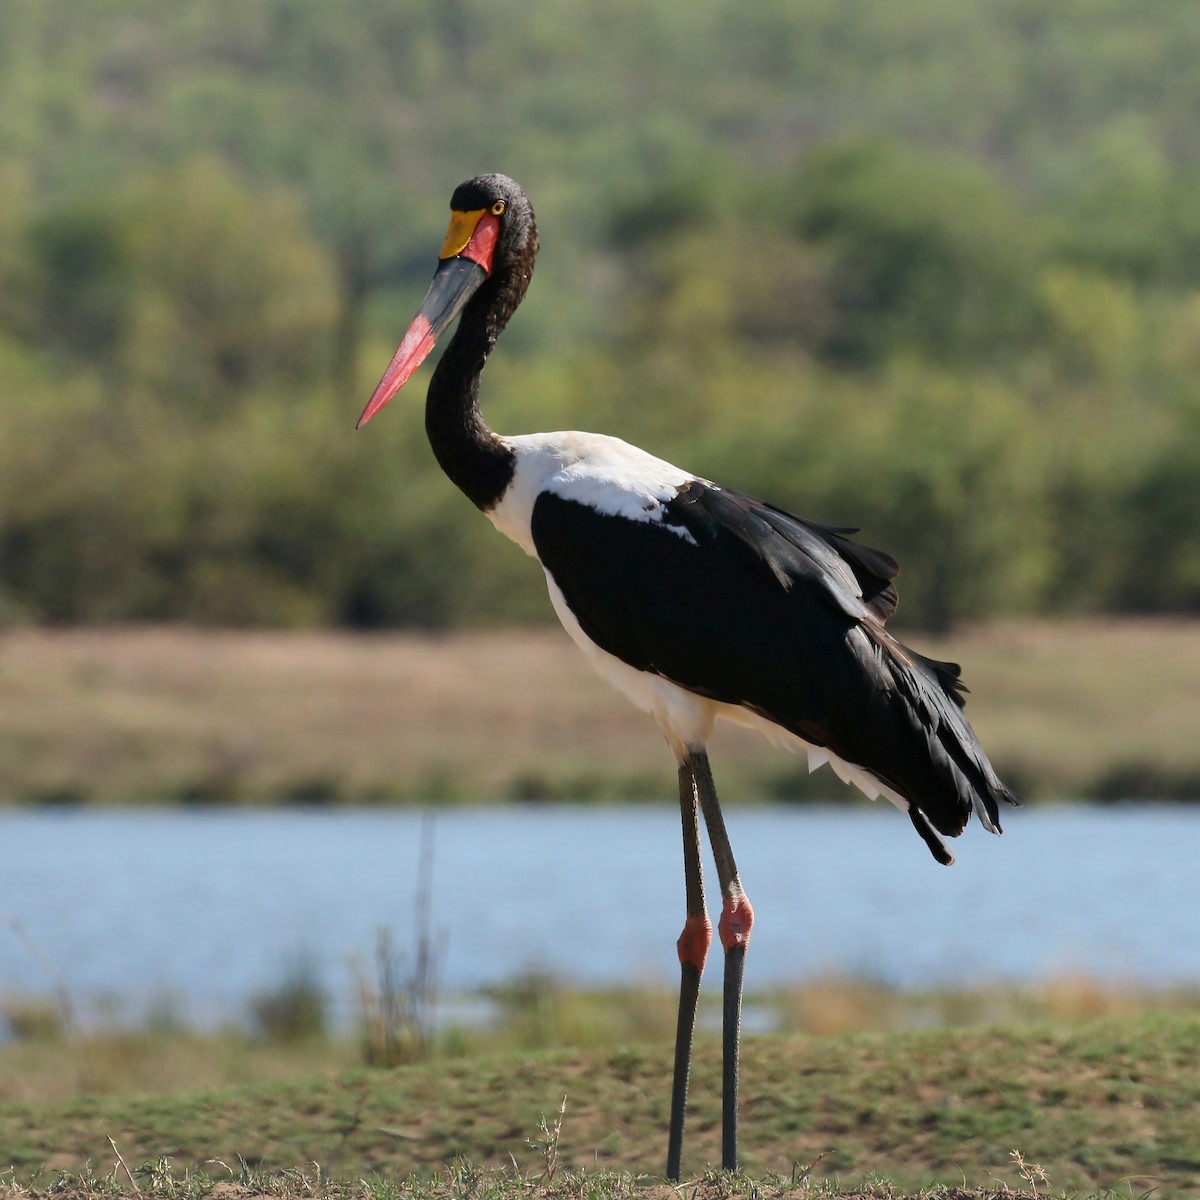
[[1, 0, 1199, 631]]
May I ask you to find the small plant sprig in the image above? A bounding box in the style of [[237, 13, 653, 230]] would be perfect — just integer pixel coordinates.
[[527, 1094, 567, 1183], [1010, 1148, 1051, 1197], [790, 1151, 831, 1187], [356, 813, 441, 1067], [108, 1137, 141, 1192]]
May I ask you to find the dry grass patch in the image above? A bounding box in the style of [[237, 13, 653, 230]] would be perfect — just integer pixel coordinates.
[[0, 618, 1198, 803], [0, 1162, 1055, 1200]]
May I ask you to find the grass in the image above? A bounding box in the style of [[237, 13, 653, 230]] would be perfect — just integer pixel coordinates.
[[0, 618, 1198, 805], [2, 1012, 1197, 1196], [0, 1162, 1062, 1200]]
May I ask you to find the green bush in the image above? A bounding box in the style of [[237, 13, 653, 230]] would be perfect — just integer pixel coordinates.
[[2, 0, 1200, 629]]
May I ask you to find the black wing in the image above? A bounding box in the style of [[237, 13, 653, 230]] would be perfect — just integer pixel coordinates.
[[530, 479, 1017, 863]]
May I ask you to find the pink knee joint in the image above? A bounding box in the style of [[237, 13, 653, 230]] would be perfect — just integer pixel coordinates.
[[677, 913, 713, 971], [718, 894, 754, 952]]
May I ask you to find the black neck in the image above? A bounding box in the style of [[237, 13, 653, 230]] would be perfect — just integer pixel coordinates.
[[424, 253, 533, 512]]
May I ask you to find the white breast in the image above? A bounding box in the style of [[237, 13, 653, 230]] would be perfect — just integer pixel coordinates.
[[485, 431, 697, 557]]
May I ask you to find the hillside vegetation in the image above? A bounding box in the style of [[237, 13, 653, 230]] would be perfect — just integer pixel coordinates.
[[1, 1, 1200, 630]]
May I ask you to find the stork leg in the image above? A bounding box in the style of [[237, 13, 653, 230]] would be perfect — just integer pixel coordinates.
[[691, 748, 753, 1173], [667, 754, 712, 1181]]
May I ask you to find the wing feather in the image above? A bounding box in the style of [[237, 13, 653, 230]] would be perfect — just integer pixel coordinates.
[[530, 478, 1017, 862]]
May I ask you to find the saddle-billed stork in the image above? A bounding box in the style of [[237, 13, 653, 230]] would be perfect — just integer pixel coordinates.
[[357, 173, 1018, 1180]]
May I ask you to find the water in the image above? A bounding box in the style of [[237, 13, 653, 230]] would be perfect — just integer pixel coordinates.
[[1, 803, 1196, 1028]]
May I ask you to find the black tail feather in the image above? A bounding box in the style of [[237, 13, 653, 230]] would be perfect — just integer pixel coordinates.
[[909, 807, 955, 866], [879, 631, 1019, 852]]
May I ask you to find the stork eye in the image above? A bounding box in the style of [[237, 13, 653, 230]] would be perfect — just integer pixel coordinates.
[[490, 200, 506, 216]]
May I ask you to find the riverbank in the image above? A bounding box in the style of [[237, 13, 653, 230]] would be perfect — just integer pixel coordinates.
[[0, 618, 1196, 804], [3, 1009, 1195, 1193]]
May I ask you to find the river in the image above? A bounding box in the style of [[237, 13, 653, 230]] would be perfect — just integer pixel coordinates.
[[1, 803, 1195, 1028]]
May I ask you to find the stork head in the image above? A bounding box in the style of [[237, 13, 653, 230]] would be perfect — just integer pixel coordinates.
[[357, 174, 536, 428]]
